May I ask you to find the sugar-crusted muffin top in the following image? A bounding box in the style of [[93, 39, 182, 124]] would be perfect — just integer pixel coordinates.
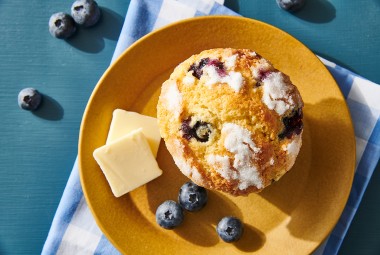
[[157, 48, 303, 196]]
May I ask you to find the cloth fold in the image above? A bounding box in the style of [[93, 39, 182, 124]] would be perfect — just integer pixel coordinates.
[[42, 0, 380, 254]]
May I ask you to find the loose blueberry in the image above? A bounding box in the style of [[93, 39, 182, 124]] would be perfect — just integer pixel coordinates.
[[18, 88, 42, 111], [276, 0, 306, 12], [49, 12, 77, 39], [155, 200, 184, 229], [71, 0, 101, 27], [180, 118, 212, 142], [278, 108, 303, 139], [178, 181, 208, 212], [216, 216, 244, 243]]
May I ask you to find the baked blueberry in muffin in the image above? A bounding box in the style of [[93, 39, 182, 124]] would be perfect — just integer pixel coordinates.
[[157, 48, 303, 196]]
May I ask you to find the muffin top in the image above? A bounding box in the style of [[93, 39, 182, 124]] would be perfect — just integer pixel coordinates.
[[157, 48, 303, 196]]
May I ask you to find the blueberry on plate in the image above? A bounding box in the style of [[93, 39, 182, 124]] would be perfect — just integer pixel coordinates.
[[18, 88, 42, 111], [276, 0, 306, 12], [178, 181, 208, 212], [155, 200, 184, 229], [71, 0, 101, 27], [48, 12, 76, 39], [216, 216, 244, 243]]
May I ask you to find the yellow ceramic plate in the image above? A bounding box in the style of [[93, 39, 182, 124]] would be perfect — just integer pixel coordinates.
[[79, 16, 355, 254]]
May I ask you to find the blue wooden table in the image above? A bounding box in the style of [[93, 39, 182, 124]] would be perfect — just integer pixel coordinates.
[[1, 0, 379, 254]]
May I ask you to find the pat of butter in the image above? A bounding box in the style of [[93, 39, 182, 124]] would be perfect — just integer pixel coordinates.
[[93, 129, 163, 197], [106, 109, 161, 157]]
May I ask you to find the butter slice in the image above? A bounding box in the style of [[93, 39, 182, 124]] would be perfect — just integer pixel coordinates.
[[106, 109, 161, 157], [93, 129, 163, 197]]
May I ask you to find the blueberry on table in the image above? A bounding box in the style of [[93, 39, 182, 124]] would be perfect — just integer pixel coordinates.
[[71, 0, 101, 27], [216, 216, 244, 243], [18, 88, 42, 111], [178, 181, 208, 212], [48, 12, 76, 39], [156, 200, 184, 229], [276, 0, 306, 12]]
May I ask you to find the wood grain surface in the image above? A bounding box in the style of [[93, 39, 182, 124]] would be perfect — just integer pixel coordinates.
[[0, 0, 379, 254]]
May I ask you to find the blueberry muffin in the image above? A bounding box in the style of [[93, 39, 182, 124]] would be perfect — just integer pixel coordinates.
[[157, 48, 303, 196]]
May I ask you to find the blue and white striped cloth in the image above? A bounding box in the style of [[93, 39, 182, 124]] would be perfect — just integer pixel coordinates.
[[42, 0, 380, 254]]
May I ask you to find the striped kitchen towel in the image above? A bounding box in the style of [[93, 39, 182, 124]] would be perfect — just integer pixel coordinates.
[[42, 0, 380, 254]]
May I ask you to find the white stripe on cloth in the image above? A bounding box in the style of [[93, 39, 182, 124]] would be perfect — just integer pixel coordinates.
[[318, 56, 337, 68], [153, 0, 197, 29], [347, 98, 380, 141], [56, 197, 102, 255], [176, 0, 217, 14], [355, 137, 368, 168], [348, 76, 380, 111]]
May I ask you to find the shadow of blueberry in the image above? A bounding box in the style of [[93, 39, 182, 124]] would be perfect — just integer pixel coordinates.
[[32, 94, 64, 121], [66, 7, 124, 53], [293, 0, 336, 23], [173, 191, 244, 247], [234, 224, 266, 252]]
